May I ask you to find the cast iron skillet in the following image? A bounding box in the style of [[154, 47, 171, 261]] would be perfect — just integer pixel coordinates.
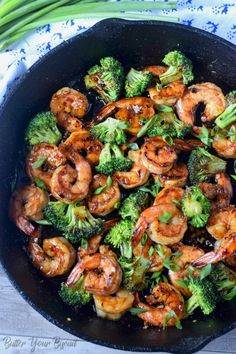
[[0, 19, 235, 354]]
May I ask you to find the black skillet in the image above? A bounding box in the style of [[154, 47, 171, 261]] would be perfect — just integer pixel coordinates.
[[0, 19, 235, 353]]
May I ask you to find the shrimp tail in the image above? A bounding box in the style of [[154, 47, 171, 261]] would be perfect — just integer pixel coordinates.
[[192, 251, 220, 268], [66, 262, 84, 287]]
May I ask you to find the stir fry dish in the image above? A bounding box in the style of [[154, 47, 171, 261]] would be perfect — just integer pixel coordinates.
[[10, 52, 236, 329]]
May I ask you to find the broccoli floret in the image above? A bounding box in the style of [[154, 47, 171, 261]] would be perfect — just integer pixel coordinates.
[[182, 186, 211, 228], [25, 111, 62, 146], [119, 190, 149, 222], [84, 57, 124, 103], [159, 50, 194, 85], [96, 143, 132, 175], [210, 263, 236, 301], [104, 219, 134, 258], [188, 148, 226, 184], [147, 111, 191, 139], [59, 276, 91, 307], [125, 68, 153, 98], [215, 103, 236, 129], [90, 117, 127, 144], [119, 256, 150, 291], [44, 202, 104, 243], [226, 91, 236, 106], [185, 277, 218, 316]]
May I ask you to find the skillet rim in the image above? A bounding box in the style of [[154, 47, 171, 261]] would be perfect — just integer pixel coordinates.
[[0, 18, 236, 353]]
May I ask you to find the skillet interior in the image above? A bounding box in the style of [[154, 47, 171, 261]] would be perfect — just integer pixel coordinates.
[[0, 19, 236, 353]]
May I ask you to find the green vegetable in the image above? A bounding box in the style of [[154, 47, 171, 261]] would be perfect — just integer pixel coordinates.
[[182, 186, 211, 228], [85, 57, 124, 103], [25, 111, 62, 146], [32, 155, 46, 169], [59, 276, 91, 307], [158, 211, 173, 224], [210, 263, 236, 301], [93, 175, 112, 195], [129, 307, 147, 315], [0, 2, 178, 51], [231, 174, 236, 181], [164, 310, 182, 330], [226, 91, 236, 106], [43, 202, 104, 243], [125, 68, 153, 98], [139, 178, 162, 197], [34, 177, 46, 190], [147, 111, 191, 139], [193, 125, 212, 146], [104, 219, 134, 258], [159, 50, 194, 85], [119, 256, 150, 291], [137, 115, 158, 138], [187, 148, 226, 184], [185, 277, 218, 316], [96, 143, 132, 175], [91, 117, 128, 144], [215, 103, 236, 129], [119, 190, 149, 222]]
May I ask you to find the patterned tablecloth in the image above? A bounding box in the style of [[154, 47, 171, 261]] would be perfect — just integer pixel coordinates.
[[0, 0, 235, 103]]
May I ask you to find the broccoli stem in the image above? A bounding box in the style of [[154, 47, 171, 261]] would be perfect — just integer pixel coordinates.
[[215, 103, 236, 129]]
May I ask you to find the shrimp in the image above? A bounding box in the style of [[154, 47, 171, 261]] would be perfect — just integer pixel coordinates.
[[26, 143, 66, 189], [198, 173, 233, 210], [144, 65, 167, 76], [153, 162, 188, 188], [28, 237, 76, 277], [93, 289, 134, 320], [9, 185, 49, 238], [135, 283, 185, 327], [213, 124, 236, 159], [176, 82, 226, 126], [50, 87, 88, 132], [141, 137, 177, 174], [60, 130, 103, 165], [206, 206, 236, 240], [96, 97, 155, 135], [148, 80, 186, 107], [133, 237, 171, 272], [168, 244, 205, 297], [154, 187, 184, 206], [132, 204, 187, 247], [113, 150, 150, 189], [87, 174, 121, 216], [66, 245, 122, 295], [192, 234, 236, 268], [50, 151, 92, 203]]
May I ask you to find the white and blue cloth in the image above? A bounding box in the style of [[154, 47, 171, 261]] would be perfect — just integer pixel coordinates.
[[0, 0, 235, 104]]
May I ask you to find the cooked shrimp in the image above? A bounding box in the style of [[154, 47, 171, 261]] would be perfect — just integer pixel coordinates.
[[141, 137, 177, 174], [87, 174, 121, 216], [9, 185, 49, 238], [199, 173, 233, 210], [26, 143, 66, 189], [153, 162, 188, 188], [132, 204, 187, 247], [168, 244, 205, 297], [66, 245, 122, 295], [192, 234, 236, 268], [96, 97, 155, 135], [206, 206, 236, 240], [50, 152, 92, 203], [133, 237, 171, 272], [144, 65, 167, 76], [135, 283, 185, 327], [28, 237, 76, 277], [113, 150, 150, 189], [154, 187, 184, 206], [93, 289, 134, 320], [50, 87, 88, 132], [148, 80, 186, 107], [213, 124, 236, 159], [176, 82, 226, 126], [60, 130, 103, 165]]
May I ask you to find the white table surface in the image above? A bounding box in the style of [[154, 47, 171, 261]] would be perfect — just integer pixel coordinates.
[[0, 263, 235, 354]]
